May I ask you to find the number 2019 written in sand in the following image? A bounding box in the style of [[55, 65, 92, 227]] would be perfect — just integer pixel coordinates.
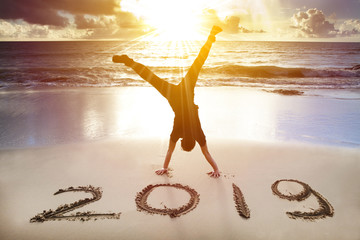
[[30, 179, 334, 223]]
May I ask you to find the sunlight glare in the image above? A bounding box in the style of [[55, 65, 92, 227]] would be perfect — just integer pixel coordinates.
[[121, 0, 209, 40]]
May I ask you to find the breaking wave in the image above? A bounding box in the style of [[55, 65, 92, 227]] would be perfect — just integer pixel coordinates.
[[201, 65, 360, 78], [134, 64, 360, 79], [0, 64, 359, 89]]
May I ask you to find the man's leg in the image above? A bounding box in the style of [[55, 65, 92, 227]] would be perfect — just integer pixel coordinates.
[[182, 26, 222, 90], [113, 55, 173, 99]]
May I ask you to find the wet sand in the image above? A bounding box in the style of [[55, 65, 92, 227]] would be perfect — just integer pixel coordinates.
[[1, 87, 359, 149]]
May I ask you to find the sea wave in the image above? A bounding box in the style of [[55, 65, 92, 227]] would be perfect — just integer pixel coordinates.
[[202, 65, 360, 78], [146, 64, 360, 78], [0, 64, 359, 89]]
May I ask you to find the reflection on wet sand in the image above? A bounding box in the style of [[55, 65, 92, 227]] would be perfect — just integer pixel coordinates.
[[0, 87, 359, 148]]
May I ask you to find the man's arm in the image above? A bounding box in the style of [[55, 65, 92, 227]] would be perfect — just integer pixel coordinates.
[[201, 143, 220, 178], [183, 26, 222, 89], [155, 139, 177, 175]]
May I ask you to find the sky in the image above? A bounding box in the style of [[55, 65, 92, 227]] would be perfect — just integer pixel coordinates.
[[0, 0, 359, 41]]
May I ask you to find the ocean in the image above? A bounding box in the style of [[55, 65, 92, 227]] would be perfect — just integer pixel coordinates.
[[0, 41, 359, 90]]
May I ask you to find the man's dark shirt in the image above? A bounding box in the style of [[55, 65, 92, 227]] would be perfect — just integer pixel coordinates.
[[167, 81, 206, 146]]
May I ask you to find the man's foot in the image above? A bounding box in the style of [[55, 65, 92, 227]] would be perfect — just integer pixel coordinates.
[[112, 54, 131, 64], [155, 168, 168, 175], [207, 170, 220, 178], [210, 26, 223, 36]]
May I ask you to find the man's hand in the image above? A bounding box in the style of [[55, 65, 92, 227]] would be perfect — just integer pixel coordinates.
[[207, 170, 220, 178], [155, 168, 168, 175]]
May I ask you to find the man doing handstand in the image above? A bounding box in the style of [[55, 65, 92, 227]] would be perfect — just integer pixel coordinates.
[[113, 26, 222, 178]]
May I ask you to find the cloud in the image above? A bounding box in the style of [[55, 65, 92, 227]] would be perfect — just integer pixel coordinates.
[[291, 8, 336, 37], [49, 0, 119, 16], [0, 19, 90, 39], [0, 0, 147, 39], [73, 12, 146, 39], [279, 0, 360, 19], [223, 16, 241, 33], [0, 0, 120, 27], [291, 8, 360, 38], [115, 11, 145, 29], [0, 0, 69, 27], [0, 0, 267, 40], [0, 0, 142, 29], [75, 15, 115, 29], [73, 14, 146, 39], [338, 19, 360, 36], [201, 9, 265, 34]]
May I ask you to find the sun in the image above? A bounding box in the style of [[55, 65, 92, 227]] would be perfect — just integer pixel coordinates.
[[143, 2, 202, 41], [121, 0, 210, 40]]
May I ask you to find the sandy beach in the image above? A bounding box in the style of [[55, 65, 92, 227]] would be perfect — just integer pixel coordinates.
[[1, 87, 360, 240], [1, 0, 360, 238]]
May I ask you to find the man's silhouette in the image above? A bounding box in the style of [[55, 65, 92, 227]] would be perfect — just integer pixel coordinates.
[[113, 26, 222, 178]]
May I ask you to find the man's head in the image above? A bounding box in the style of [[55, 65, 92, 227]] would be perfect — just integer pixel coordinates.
[[181, 137, 196, 152]]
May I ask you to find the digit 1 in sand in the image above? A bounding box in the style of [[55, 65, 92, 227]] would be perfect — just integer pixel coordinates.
[[232, 183, 250, 219]]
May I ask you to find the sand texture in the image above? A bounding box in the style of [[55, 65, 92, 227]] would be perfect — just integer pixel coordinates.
[[1, 138, 359, 240]]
